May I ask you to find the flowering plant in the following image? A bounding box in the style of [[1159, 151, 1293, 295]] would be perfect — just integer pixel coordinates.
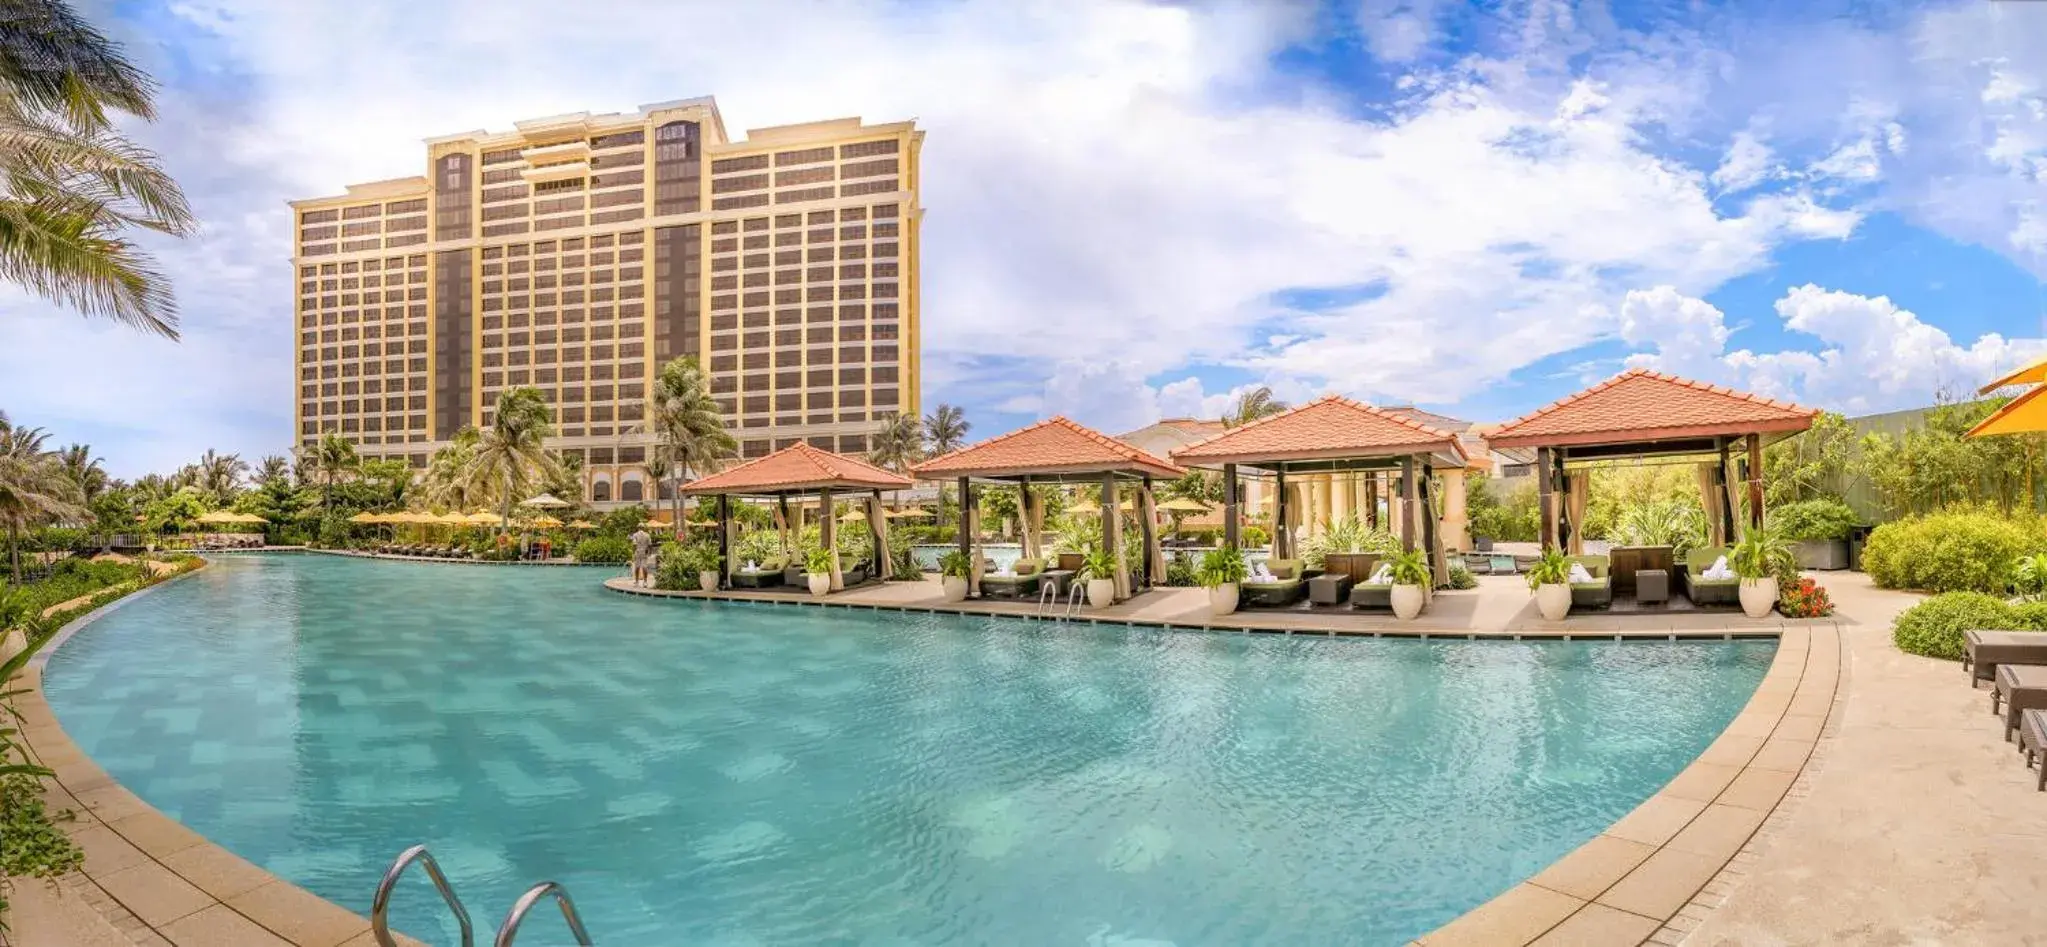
[[1779, 578, 1833, 618]]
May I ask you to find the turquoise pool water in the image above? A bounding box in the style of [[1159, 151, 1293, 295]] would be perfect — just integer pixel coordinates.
[[42, 554, 1772, 946]]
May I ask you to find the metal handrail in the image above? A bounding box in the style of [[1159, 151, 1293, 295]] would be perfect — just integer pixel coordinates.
[[372, 845, 474, 947], [1063, 580, 1086, 618], [494, 881, 594, 947], [1036, 580, 1059, 615]]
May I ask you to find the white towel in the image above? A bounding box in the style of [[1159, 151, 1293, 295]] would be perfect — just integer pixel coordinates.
[[1367, 564, 1393, 585], [1568, 563, 1594, 584], [1703, 555, 1734, 580]]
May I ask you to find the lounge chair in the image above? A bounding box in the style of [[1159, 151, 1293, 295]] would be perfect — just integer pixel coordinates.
[[1681, 546, 1740, 607], [1993, 664, 2047, 742], [733, 558, 787, 589], [2022, 709, 2047, 792], [980, 558, 1044, 599], [1242, 558, 1307, 608], [1965, 630, 2047, 688], [840, 556, 869, 586], [1568, 555, 1613, 610]]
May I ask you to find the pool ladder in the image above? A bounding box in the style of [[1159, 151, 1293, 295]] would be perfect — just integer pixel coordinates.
[[371, 845, 594, 947], [1037, 579, 1085, 619]]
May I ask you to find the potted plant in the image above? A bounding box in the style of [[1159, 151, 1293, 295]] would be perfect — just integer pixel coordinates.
[[937, 549, 972, 602], [1197, 544, 1248, 616], [1384, 548, 1432, 620], [693, 545, 721, 593], [804, 547, 834, 597], [1767, 498, 1857, 571], [1082, 546, 1117, 608], [1526, 548, 1572, 621], [1730, 527, 1792, 619]]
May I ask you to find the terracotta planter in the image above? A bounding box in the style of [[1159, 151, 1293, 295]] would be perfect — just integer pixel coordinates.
[[1535, 583, 1571, 621], [1391, 584, 1426, 620], [1087, 578, 1116, 609], [698, 571, 720, 592], [808, 573, 832, 597], [1207, 583, 1239, 616], [1739, 577, 1777, 618]]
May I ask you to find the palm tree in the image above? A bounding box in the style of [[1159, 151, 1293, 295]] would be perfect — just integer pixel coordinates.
[[467, 388, 558, 536], [867, 411, 922, 473], [254, 454, 290, 484], [54, 443, 104, 500], [309, 434, 357, 510], [923, 403, 969, 457], [1223, 386, 1288, 428], [649, 356, 735, 537], [0, 0, 196, 337], [419, 426, 482, 511], [195, 449, 245, 505], [0, 443, 84, 582]]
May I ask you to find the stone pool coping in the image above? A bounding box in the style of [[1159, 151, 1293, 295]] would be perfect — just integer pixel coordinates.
[[7, 562, 422, 947]]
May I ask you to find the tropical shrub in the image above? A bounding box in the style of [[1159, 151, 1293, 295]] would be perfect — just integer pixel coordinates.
[[1468, 476, 1539, 542], [1525, 549, 1571, 589], [1778, 578, 1834, 618], [1297, 517, 1399, 570], [1891, 591, 2035, 660], [733, 528, 783, 566], [1447, 562, 1477, 590], [2014, 552, 2047, 601], [572, 535, 633, 564], [1611, 499, 1708, 557], [655, 542, 720, 590], [804, 547, 834, 573], [1767, 497, 1860, 542], [1384, 549, 1431, 586], [1730, 527, 1794, 581], [1196, 545, 1248, 587], [1862, 512, 2039, 593], [1163, 554, 1198, 587], [937, 550, 973, 579], [1241, 525, 1271, 549], [1080, 546, 1115, 582]]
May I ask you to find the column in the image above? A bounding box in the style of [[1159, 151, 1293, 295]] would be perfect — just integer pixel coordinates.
[[1441, 467, 1468, 551], [1223, 462, 1240, 549]]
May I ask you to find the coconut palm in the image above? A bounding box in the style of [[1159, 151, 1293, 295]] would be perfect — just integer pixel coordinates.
[[0, 0, 196, 337], [923, 403, 969, 457], [418, 426, 483, 511], [867, 411, 922, 473], [54, 442, 104, 500], [254, 454, 290, 484], [467, 388, 558, 536], [194, 449, 245, 505], [0, 444, 84, 582], [648, 356, 735, 537], [1222, 386, 1287, 428], [308, 434, 357, 510]]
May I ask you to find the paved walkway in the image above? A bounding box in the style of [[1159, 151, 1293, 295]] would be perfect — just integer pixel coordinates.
[[605, 573, 1812, 638], [1683, 574, 2047, 945]]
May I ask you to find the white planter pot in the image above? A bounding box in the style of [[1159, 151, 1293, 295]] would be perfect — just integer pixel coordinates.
[[1391, 584, 1426, 620], [941, 576, 969, 602], [1739, 578, 1777, 618], [1535, 583, 1571, 621], [808, 573, 832, 597], [1087, 578, 1117, 609], [698, 571, 720, 592], [1207, 583, 1239, 616]]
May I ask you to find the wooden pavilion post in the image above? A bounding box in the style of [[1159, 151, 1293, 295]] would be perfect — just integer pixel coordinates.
[[955, 476, 971, 568], [1420, 459, 1443, 587], [715, 494, 730, 591], [1400, 456, 1418, 553], [821, 487, 843, 591], [1536, 446, 1554, 549], [870, 488, 885, 577], [1273, 469, 1289, 559], [1100, 470, 1123, 600], [1366, 471, 1379, 529], [1716, 439, 1737, 543], [1138, 473, 1156, 589], [1746, 433, 1765, 533], [1222, 462, 1240, 549]]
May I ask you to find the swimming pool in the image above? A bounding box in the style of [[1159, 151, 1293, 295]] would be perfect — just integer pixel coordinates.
[[42, 554, 1772, 945]]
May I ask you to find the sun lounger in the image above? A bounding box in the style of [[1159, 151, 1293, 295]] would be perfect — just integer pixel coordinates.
[[980, 558, 1044, 599], [1993, 664, 2047, 742], [2022, 709, 2047, 792], [1242, 559, 1306, 608], [1681, 546, 1740, 607], [732, 558, 787, 589], [1965, 630, 2047, 688], [1568, 555, 1613, 610]]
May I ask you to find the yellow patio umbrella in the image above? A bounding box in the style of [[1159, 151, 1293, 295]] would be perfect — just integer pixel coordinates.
[[642, 516, 672, 528], [347, 512, 383, 524], [435, 512, 471, 526], [1969, 355, 2047, 437], [1157, 498, 1212, 513], [466, 511, 504, 526], [567, 519, 597, 530], [532, 515, 563, 528], [884, 507, 932, 519], [1066, 500, 1133, 516], [838, 508, 867, 523], [234, 512, 270, 524], [195, 509, 242, 525], [520, 493, 571, 509]]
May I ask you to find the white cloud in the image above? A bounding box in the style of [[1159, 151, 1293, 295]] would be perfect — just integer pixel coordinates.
[[1624, 284, 2047, 414], [1358, 0, 1448, 63], [1711, 130, 1776, 192]]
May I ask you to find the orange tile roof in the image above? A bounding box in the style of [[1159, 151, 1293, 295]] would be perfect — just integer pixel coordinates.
[[1170, 396, 1468, 465], [681, 441, 912, 495], [913, 416, 1185, 480], [1485, 368, 1817, 449]]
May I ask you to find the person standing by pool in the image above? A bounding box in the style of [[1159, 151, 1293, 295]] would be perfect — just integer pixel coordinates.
[[629, 526, 653, 586]]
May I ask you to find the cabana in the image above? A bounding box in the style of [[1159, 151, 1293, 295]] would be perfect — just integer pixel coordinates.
[[1484, 369, 1817, 603], [680, 442, 913, 592], [912, 417, 1184, 602], [1171, 396, 1469, 601]]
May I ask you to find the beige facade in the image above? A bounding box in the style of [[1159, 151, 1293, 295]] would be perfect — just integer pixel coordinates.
[[289, 97, 923, 504]]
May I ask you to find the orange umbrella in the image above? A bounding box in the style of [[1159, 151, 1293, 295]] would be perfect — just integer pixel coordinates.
[[1969, 355, 2047, 437]]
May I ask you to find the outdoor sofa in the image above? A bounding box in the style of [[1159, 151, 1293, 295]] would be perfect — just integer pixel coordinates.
[[980, 558, 1044, 598], [1681, 546, 1740, 607], [1241, 558, 1307, 608], [733, 557, 788, 589], [1567, 554, 1613, 610]]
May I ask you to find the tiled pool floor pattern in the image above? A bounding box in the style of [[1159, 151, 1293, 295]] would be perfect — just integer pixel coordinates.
[[39, 555, 1774, 945]]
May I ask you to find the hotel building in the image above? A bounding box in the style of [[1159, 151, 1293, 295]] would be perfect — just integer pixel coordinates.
[[289, 97, 923, 504]]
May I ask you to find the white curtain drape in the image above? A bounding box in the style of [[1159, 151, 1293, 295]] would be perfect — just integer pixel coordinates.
[[1694, 463, 1723, 547], [1019, 486, 1040, 561], [821, 489, 845, 591], [1139, 482, 1165, 589], [865, 494, 893, 580], [968, 499, 984, 597], [1106, 478, 1131, 600], [1566, 473, 1591, 556]]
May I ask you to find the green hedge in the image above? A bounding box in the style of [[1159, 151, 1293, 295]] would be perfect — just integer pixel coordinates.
[[1862, 512, 2041, 593], [1892, 591, 2047, 660], [1767, 497, 1860, 541], [572, 536, 633, 564]]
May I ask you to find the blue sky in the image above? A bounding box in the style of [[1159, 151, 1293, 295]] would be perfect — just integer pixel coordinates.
[[2, 0, 2045, 476]]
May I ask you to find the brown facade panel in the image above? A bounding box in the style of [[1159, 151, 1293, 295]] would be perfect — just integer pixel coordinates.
[[432, 249, 473, 439]]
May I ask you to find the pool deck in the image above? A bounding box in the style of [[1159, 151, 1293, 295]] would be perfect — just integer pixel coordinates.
[[11, 562, 2045, 946], [601, 573, 1815, 639]]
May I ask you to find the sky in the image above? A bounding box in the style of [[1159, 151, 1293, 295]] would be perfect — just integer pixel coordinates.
[[3, 0, 2046, 477]]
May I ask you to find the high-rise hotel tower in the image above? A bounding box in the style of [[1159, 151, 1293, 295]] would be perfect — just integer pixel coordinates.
[[290, 97, 922, 504]]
